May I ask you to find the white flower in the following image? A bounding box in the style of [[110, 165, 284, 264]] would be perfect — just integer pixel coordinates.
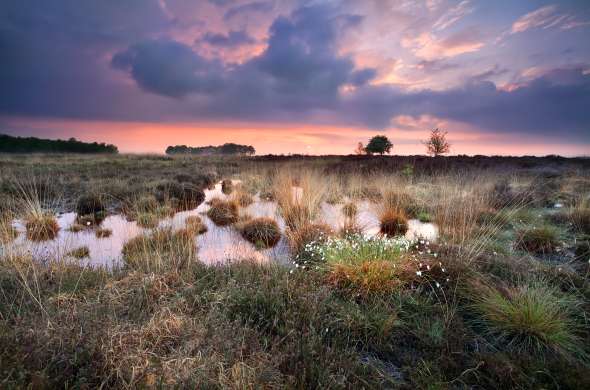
[[436, 282, 440, 288], [416, 271, 422, 276]]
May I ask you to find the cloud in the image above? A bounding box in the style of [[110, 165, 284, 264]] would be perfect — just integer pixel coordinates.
[[403, 28, 484, 60], [432, 0, 473, 31], [201, 30, 256, 47], [511, 5, 589, 34], [112, 40, 225, 98], [223, 1, 273, 20]]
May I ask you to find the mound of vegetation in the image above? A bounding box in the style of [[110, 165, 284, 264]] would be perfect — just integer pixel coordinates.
[[0, 134, 118, 154], [239, 217, 281, 249]]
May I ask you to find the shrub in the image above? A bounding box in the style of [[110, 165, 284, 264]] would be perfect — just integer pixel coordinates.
[[122, 228, 197, 272], [25, 212, 59, 241], [68, 246, 90, 259], [239, 217, 281, 249], [288, 223, 333, 255], [76, 194, 106, 216], [470, 280, 586, 361], [207, 198, 239, 226], [185, 215, 208, 235], [95, 228, 112, 238], [516, 226, 559, 254], [379, 208, 408, 237], [342, 202, 358, 218], [221, 179, 233, 195]]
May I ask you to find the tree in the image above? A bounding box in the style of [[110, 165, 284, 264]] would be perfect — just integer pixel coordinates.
[[354, 142, 365, 155], [423, 128, 450, 156], [365, 135, 393, 155]]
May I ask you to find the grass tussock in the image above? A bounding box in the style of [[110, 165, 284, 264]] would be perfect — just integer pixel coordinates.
[[221, 179, 234, 195], [95, 227, 112, 238], [288, 222, 333, 255], [67, 246, 90, 259], [184, 215, 208, 235], [122, 228, 197, 272], [379, 208, 408, 237], [239, 217, 281, 249], [516, 226, 560, 254], [231, 189, 254, 207], [207, 198, 239, 226], [25, 211, 59, 241], [342, 202, 358, 218], [470, 279, 587, 361]]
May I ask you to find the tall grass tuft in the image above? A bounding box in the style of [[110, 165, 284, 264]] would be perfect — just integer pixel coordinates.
[[470, 279, 587, 362], [122, 228, 197, 273]]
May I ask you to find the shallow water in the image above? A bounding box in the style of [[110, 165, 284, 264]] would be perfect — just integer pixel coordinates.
[[6, 182, 438, 268]]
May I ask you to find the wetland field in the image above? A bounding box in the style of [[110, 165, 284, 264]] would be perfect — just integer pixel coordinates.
[[1, 153, 590, 388]]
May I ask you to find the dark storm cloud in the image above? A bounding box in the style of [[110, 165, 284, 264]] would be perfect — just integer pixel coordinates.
[[201, 30, 256, 47], [112, 40, 225, 98]]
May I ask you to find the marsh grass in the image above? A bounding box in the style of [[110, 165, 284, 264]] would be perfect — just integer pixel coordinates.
[[516, 225, 560, 254], [207, 198, 239, 226], [470, 279, 587, 362], [1, 155, 590, 388], [25, 211, 59, 241], [122, 228, 197, 272], [95, 227, 112, 238], [184, 215, 208, 235], [67, 246, 90, 259], [238, 217, 281, 249]]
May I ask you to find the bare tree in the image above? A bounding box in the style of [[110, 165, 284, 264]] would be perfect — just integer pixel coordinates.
[[423, 128, 450, 156], [354, 142, 365, 155]]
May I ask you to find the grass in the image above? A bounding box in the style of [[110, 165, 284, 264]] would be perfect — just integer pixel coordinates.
[[206, 198, 239, 226], [470, 279, 587, 361], [67, 246, 90, 259], [25, 211, 59, 241], [1, 154, 589, 388], [184, 215, 208, 235], [221, 179, 233, 194], [95, 227, 112, 238], [379, 207, 409, 237], [121, 228, 197, 272], [239, 217, 281, 249], [342, 202, 358, 218], [516, 225, 560, 254]]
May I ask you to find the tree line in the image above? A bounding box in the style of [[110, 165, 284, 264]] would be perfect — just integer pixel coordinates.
[[0, 134, 118, 154], [356, 129, 451, 156], [165, 143, 255, 155]]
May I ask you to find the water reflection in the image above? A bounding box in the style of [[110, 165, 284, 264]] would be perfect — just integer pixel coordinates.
[[7, 182, 438, 268]]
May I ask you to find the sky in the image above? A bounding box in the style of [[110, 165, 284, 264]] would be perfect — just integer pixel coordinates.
[[0, 0, 589, 155]]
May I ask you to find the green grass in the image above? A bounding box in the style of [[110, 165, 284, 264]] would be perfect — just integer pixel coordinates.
[[470, 279, 587, 361]]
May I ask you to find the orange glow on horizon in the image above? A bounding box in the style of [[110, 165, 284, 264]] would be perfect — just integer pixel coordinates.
[[2, 116, 588, 157]]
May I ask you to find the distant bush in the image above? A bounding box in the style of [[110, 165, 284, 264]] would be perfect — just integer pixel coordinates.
[[165, 143, 255, 155], [0, 134, 118, 154]]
